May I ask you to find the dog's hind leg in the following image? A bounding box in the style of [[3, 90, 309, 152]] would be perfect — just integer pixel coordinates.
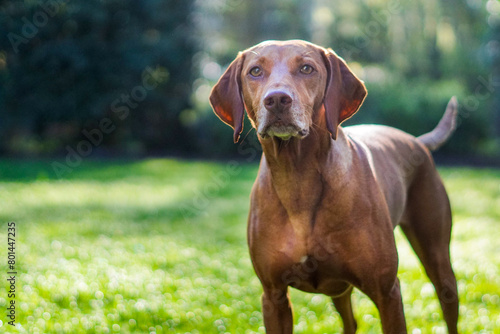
[[332, 286, 357, 334], [401, 171, 459, 334]]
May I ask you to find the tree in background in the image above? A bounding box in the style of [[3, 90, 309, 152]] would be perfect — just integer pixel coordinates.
[[0, 0, 196, 156], [485, 0, 500, 144], [0, 0, 497, 159]]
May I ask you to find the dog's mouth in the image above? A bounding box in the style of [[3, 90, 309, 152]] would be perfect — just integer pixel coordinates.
[[258, 124, 309, 157], [258, 124, 309, 140]]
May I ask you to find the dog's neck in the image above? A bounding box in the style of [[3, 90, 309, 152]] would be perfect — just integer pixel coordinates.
[[258, 124, 354, 218], [260, 125, 352, 175]]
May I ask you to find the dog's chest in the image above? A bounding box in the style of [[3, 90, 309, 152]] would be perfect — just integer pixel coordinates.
[[274, 234, 355, 296], [249, 169, 371, 294], [251, 210, 364, 296]]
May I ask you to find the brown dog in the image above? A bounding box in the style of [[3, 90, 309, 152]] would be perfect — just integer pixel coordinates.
[[209, 40, 459, 334]]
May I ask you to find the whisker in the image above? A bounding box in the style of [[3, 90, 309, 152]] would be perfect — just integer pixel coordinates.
[[311, 122, 329, 136], [240, 126, 256, 145]]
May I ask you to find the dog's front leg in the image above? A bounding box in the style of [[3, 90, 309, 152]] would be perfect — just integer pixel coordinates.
[[261, 287, 293, 334]]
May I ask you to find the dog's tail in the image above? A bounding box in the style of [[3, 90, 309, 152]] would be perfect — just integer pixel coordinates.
[[417, 96, 458, 151]]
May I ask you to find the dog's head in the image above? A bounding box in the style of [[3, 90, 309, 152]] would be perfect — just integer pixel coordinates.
[[209, 40, 367, 142]]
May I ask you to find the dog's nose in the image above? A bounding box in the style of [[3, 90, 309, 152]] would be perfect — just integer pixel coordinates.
[[264, 90, 292, 113]]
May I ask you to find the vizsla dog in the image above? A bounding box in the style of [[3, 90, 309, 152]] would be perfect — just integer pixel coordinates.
[[209, 40, 459, 333]]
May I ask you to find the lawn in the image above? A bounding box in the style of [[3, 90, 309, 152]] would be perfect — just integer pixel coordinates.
[[0, 159, 499, 333]]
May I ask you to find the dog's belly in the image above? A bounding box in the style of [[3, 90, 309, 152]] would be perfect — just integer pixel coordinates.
[[293, 278, 351, 297], [284, 254, 352, 296]]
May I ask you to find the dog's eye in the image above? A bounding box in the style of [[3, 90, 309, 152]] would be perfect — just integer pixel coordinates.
[[249, 67, 263, 77], [300, 64, 314, 74]]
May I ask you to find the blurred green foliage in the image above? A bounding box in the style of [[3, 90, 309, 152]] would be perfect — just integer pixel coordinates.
[[0, 0, 196, 155], [194, 0, 500, 158], [0, 0, 499, 158]]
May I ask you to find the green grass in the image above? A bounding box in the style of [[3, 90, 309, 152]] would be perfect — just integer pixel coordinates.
[[0, 159, 499, 333]]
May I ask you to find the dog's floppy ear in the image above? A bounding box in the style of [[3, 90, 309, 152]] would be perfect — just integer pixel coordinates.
[[209, 53, 245, 143], [321, 49, 367, 140]]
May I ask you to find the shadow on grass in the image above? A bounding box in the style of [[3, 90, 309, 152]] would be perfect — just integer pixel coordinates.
[[0, 159, 193, 182], [0, 158, 256, 248]]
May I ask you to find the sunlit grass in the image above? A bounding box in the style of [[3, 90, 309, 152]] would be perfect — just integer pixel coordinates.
[[0, 159, 498, 333]]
